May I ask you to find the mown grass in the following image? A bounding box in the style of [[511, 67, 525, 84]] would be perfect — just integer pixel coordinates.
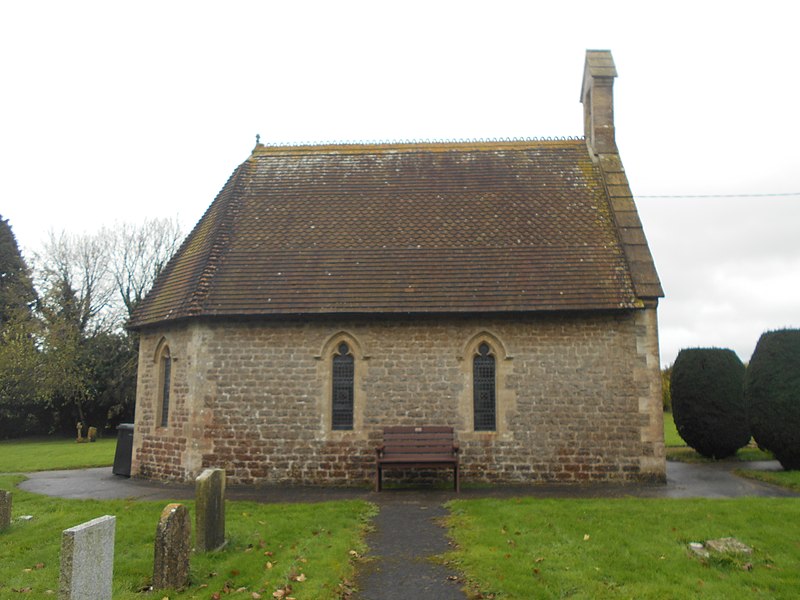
[[736, 469, 800, 493], [0, 437, 116, 472], [0, 474, 375, 599], [663, 412, 683, 447], [445, 496, 800, 599]]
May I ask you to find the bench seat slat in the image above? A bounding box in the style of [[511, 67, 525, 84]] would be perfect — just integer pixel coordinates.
[[375, 426, 460, 492]]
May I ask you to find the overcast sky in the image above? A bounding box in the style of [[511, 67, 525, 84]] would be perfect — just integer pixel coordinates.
[[2, 1, 798, 366]]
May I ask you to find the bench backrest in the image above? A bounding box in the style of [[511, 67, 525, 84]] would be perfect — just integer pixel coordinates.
[[382, 426, 456, 457]]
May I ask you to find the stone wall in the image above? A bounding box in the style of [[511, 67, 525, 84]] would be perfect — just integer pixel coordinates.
[[131, 310, 665, 485]]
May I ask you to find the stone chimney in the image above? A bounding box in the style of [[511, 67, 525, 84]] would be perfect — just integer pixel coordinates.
[[580, 50, 618, 155]]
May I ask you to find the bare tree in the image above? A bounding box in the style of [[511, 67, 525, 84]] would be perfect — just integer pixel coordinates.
[[107, 216, 183, 319], [36, 230, 117, 334]]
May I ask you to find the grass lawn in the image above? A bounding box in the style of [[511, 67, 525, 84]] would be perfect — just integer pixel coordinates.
[[445, 496, 800, 599], [0, 474, 375, 599], [663, 412, 684, 447], [736, 469, 800, 493], [0, 437, 116, 472]]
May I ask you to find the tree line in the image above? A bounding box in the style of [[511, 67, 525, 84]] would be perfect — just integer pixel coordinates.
[[0, 215, 182, 439]]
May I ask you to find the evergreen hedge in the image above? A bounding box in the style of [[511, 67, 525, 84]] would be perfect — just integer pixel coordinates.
[[670, 347, 749, 459], [745, 329, 800, 470]]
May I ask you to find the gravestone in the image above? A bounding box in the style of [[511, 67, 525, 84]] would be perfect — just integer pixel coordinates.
[[153, 503, 191, 590], [0, 490, 11, 530], [195, 468, 226, 551], [59, 515, 116, 600]]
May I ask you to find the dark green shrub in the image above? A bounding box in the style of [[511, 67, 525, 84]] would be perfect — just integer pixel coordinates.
[[745, 329, 800, 470], [670, 348, 748, 459]]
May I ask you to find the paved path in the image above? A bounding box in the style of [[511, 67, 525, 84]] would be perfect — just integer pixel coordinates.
[[353, 494, 464, 600], [19, 460, 797, 502], [16, 461, 797, 599]]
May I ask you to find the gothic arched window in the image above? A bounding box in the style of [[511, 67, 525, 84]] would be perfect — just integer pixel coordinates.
[[473, 342, 496, 431], [332, 342, 354, 430], [158, 346, 172, 428]]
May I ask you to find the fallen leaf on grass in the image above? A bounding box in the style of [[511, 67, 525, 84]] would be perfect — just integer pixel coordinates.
[[265, 561, 273, 569], [252, 593, 262, 599], [291, 574, 306, 582], [583, 534, 590, 541]]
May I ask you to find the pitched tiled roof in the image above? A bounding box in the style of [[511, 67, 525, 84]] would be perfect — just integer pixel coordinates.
[[129, 139, 662, 328]]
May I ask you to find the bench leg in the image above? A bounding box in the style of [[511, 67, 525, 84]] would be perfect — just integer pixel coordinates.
[[454, 465, 459, 493], [376, 465, 382, 492]]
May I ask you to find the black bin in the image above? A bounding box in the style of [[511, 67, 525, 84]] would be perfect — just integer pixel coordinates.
[[113, 423, 134, 477]]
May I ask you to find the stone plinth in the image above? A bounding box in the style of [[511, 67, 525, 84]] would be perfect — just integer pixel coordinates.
[[195, 468, 226, 552], [58, 515, 116, 600], [153, 503, 191, 590]]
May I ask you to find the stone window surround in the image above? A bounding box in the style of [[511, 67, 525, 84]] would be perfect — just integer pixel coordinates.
[[314, 328, 516, 441], [315, 331, 370, 441], [457, 330, 516, 440], [153, 337, 173, 429]]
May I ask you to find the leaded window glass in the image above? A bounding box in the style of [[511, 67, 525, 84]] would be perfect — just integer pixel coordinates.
[[160, 350, 171, 428], [332, 342, 354, 430], [473, 342, 496, 431]]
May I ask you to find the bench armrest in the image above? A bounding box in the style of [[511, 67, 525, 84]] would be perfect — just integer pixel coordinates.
[[453, 442, 460, 455], [376, 444, 385, 457]]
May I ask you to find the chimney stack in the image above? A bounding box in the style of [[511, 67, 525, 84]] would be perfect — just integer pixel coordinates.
[[580, 50, 618, 155]]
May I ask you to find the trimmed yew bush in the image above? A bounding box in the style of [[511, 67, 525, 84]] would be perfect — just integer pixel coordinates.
[[670, 348, 749, 459], [745, 329, 800, 470]]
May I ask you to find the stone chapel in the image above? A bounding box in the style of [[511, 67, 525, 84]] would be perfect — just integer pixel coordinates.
[[128, 50, 665, 486]]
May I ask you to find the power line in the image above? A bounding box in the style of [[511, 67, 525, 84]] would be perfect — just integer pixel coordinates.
[[637, 192, 800, 199]]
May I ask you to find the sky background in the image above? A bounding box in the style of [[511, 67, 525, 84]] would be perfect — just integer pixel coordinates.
[[2, 1, 798, 366]]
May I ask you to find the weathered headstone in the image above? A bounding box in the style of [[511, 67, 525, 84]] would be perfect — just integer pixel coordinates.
[[153, 503, 191, 590], [88, 426, 98, 442], [706, 537, 753, 555], [195, 468, 226, 552], [59, 515, 116, 600], [0, 490, 11, 530]]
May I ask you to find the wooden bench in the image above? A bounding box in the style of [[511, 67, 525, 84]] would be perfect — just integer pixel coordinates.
[[375, 426, 460, 492]]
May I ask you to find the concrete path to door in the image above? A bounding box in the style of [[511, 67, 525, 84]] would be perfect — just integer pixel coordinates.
[[18, 460, 798, 599]]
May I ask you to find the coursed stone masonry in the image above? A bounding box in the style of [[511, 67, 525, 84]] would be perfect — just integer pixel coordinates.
[[132, 311, 665, 486]]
